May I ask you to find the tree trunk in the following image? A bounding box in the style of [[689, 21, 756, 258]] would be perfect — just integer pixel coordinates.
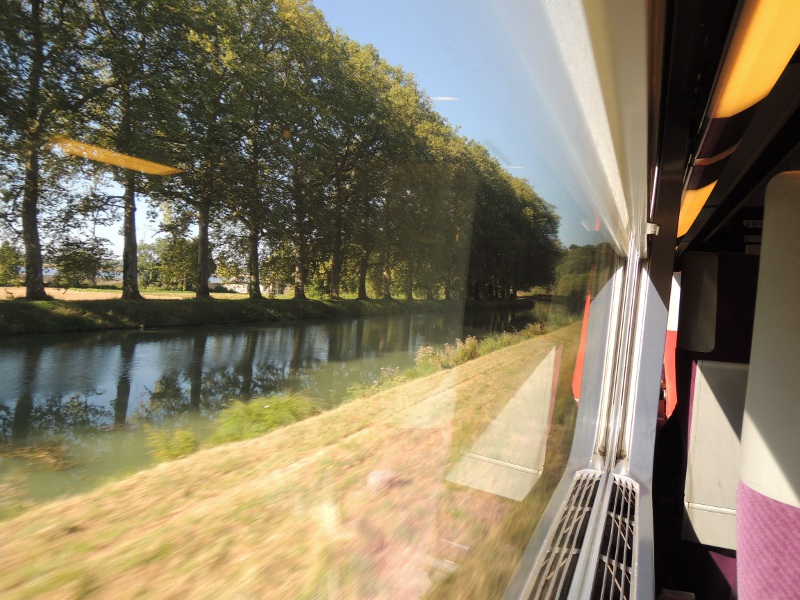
[[405, 261, 413, 301], [196, 201, 212, 299], [22, 0, 48, 300], [293, 239, 306, 299], [118, 80, 143, 300], [22, 145, 47, 300], [121, 171, 143, 300], [329, 241, 342, 299], [247, 229, 263, 300], [357, 249, 370, 300], [329, 210, 343, 299], [382, 254, 392, 300]]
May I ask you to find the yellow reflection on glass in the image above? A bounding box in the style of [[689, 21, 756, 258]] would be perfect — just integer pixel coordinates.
[[678, 181, 717, 237], [713, 0, 800, 119], [50, 136, 183, 176]]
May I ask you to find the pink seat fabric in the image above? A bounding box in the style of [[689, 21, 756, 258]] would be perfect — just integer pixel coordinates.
[[737, 482, 800, 599]]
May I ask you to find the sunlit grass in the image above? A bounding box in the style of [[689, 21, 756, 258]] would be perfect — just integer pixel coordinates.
[[144, 325, 558, 465], [0, 322, 581, 598], [425, 323, 580, 599], [145, 428, 200, 462], [207, 395, 319, 446]]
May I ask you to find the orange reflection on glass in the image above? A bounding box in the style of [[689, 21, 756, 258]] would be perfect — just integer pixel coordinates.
[[678, 180, 717, 237], [50, 136, 182, 176]]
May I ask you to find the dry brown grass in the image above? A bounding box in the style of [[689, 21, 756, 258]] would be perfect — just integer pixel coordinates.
[[0, 323, 580, 599]]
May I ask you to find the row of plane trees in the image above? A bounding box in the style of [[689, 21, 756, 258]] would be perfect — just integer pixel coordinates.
[[0, 0, 562, 301]]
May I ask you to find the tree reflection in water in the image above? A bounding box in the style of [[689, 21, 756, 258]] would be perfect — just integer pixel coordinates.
[[9, 345, 41, 445], [134, 362, 289, 423], [1, 345, 112, 446], [0, 309, 545, 499], [29, 394, 112, 438], [113, 336, 136, 426], [1, 311, 545, 437]]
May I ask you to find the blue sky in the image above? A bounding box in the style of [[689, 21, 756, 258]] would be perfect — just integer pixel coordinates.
[[312, 0, 596, 246]]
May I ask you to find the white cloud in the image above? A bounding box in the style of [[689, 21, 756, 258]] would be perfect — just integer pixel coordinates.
[[431, 96, 459, 101]]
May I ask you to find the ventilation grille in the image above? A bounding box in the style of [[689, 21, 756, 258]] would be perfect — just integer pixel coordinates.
[[529, 470, 603, 600], [590, 476, 638, 600]]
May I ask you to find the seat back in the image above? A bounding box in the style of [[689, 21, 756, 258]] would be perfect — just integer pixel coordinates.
[[738, 173, 800, 599], [676, 252, 758, 548]]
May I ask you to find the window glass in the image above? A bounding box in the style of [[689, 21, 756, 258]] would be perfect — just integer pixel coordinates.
[[0, 0, 621, 596]]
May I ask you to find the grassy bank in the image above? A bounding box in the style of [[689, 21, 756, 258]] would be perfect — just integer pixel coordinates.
[[0, 322, 580, 599], [143, 321, 560, 465], [0, 294, 536, 336]]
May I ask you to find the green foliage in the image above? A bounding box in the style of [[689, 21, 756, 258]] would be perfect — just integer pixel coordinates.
[[463, 142, 564, 300], [417, 336, 480, 369], [416, 336, 479, 370], [145, 427, 199, 463], [50, 237, 115, 288], [208, 396, 318, 446], [138, 237, 200, 291], [213, 234, 249, 285], [2, 0, 564, 303], [0, 242, 23, 285], [144, 395, 317, 462], [553, 244, 596, 296], [343, 319, 565, 402], [415, 324, 548, 371]]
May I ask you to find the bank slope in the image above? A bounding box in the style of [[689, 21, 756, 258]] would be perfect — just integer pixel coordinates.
[[0, 322, 580, 599], [0, 297, 535, 335]]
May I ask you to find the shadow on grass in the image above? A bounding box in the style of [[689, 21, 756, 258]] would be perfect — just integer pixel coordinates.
[[0, 297, 527, 335]]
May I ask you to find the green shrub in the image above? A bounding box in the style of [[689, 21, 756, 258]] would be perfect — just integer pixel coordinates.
[[50, 237, 116, 288], [415, 335, 481, 369], [414, 345, 440, 370], [146, 427, 199, 462], [208, 395, 317, 445], [415, 323, 555, 372], [0, 241, 24, 286]]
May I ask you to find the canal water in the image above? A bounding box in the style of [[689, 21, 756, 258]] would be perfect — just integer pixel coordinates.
[[0, 305, 546, 504]]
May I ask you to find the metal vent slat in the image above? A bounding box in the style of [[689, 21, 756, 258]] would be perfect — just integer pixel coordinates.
[[591, 476, 637, 600], [529, 471, 603, 600]]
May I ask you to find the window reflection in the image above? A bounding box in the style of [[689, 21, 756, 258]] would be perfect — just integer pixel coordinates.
[[0, 0, 622, 595]]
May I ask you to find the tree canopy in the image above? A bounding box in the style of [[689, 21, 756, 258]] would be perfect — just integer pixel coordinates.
[[1, 0, 563, 301]]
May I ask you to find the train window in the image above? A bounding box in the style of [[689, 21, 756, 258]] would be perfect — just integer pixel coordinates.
[[0, 1, 631, 597]]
